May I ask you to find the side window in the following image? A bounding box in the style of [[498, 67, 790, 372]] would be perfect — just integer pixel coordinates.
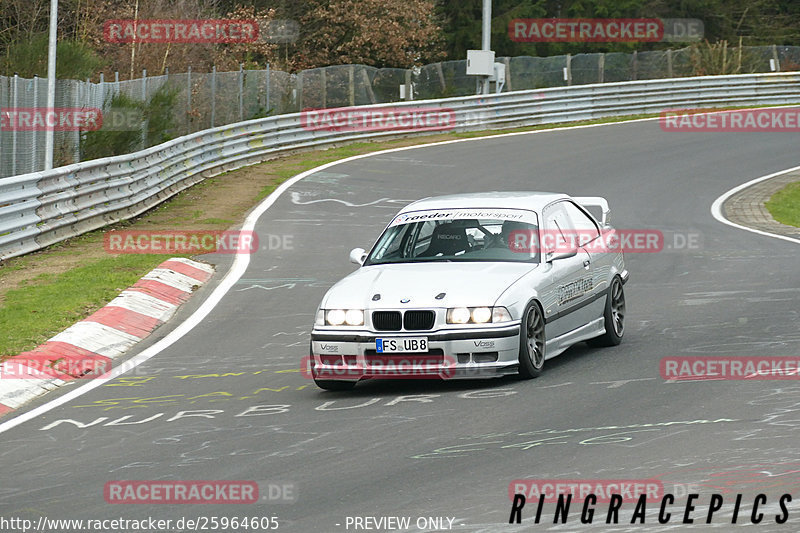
[[542, 202, 572, 253], [563, 201, 600, 245]]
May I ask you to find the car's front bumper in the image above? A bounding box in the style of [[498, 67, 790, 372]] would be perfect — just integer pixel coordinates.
[[309, 323, 522, 381]]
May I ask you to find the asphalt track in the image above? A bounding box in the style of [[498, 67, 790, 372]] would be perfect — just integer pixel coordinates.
[[2, 119, 800, 532]]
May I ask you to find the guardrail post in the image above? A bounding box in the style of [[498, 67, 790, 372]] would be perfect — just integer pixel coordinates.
[[32, 75, 39, 172], [598, 54, 604, 83], [211, 65, 217, 128], [504, 57, 512, 91], [565, 54, 572, 86], [266, 63, 271, 114], [404, 69, 412, 101], [0, 76, 4, 177], [99, 72, 105, 107], [348, 66, 354, 106], [12, 74, 18, 176], [362, 69, 376, 104], [297, 71, 304, 109], [238, 63, 244, 121], [98, 72, 105, 155], [772, 44, 781, 72], [321, 67, 327, 108], [632, 51, 638, 80], [75, 78, 85, 163], [737, 41, 743, 73], [141, 69, 148, 148], [436, 63, 446, 93], [666, 49, 673, 78], [187, 66, 192, 131]]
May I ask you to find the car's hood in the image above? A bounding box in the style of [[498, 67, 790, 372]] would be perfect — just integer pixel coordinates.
[[321, 262, 537, 309]]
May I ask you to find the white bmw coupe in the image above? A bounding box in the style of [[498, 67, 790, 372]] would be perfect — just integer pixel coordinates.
[[309, 192, 628, 390]]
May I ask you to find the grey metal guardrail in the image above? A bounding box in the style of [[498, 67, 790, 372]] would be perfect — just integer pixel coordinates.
[[2, 72, 800, 261]]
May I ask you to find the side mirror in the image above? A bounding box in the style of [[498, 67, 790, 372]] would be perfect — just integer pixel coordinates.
[[546, 248, 578, 262], [349, 247, 367, 265]]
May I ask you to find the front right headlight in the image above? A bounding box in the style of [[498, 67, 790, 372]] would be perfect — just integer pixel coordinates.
[[446, 306, 512, 324]]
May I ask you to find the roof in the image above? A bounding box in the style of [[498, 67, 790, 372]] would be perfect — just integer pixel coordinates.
[[401, 191, 570, 213]]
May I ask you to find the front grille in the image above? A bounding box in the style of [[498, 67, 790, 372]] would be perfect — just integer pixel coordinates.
[[403, 310, 436, 331], [372, 311, 402, 331]]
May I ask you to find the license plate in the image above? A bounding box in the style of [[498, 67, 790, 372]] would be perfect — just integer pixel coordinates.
[[376, 337, 428, 353]]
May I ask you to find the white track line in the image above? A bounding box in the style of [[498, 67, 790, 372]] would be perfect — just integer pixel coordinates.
[[710, 164, 800, 245], [0, 114, 793, 434]]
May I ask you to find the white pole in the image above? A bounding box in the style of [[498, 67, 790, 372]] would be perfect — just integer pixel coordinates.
[[481, 0, 491, 94], [44, 0, 58, 170], [482, 0, 491, 51], [32, 76, 39, 171]]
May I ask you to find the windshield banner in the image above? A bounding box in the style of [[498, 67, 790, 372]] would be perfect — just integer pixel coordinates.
[[390, 208, 538, 227]]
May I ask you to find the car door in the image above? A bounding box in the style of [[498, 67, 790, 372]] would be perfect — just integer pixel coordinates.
[[538, 201, 595, 339], [561, 200, 606, 319]]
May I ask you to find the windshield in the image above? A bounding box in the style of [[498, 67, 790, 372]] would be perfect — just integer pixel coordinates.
[[364, 209, 540, 265]]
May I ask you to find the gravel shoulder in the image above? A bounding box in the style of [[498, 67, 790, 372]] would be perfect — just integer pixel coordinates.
[[722, 170, 800, 238]]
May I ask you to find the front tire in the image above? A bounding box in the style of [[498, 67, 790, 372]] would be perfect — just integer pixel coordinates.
[[587, 276, 625, 347], [518, 302, 546, 378]]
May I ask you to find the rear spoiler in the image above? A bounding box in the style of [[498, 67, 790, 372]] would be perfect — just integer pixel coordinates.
[[574, 196, 610, 226]]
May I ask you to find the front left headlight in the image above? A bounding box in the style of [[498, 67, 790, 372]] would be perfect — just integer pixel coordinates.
[[316, 308, 365, 326], [446, 306, 512, 324]]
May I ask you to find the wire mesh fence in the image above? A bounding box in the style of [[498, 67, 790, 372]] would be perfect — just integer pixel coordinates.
[[1, 44, 797, 178]]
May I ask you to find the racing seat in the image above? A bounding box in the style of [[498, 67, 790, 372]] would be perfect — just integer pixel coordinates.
[[419, 223, 472, 257], [492, 221, 539, 261]]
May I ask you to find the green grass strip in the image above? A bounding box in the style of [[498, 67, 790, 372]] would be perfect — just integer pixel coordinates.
[[765, 181, 800, 228], [0, 255, 172, 357]]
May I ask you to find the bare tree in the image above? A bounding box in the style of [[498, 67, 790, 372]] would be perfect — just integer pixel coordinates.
[[295, 0, 444, 70]]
